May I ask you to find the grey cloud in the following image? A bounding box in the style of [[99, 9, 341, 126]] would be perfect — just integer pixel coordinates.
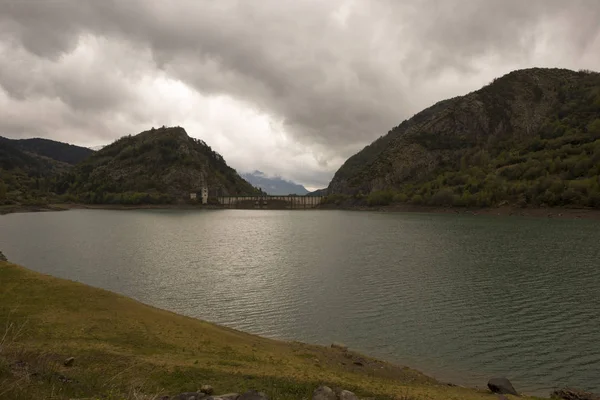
[[0, 0, 599, 187]]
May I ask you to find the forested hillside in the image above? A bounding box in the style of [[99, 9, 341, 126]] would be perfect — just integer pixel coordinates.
[[0, 137, 72, 205], [8, 137, 94, 165], [327, 68, 600, 208], [58, 126, 259, 204]]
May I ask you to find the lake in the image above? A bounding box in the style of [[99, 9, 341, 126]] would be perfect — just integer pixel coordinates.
[[1, 209, 599, 395]]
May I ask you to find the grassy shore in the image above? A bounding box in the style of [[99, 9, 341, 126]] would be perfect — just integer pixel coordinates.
[[0, 261, 530, 400]]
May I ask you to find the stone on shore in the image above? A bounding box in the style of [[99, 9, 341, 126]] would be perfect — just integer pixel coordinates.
[[208, 393, 239, 400], [551, 389, 600, 400], [173, 392, 206, 400], [339, 389, 359, 400], [312, 386, 336, 400], [63, 357, 75, 367], [201, 385, 215, 395], [488, 377, 518, 396], [330, 342, 348, 351], [238, 390, 269, 400]]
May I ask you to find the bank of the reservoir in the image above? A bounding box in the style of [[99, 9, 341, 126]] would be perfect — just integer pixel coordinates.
[[0, 259, 530, 400], [3, 202, 600, 220]]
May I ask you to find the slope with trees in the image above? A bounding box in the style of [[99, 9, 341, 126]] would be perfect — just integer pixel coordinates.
[[59, 126, 260, 204], [327, 68, 600, 209]]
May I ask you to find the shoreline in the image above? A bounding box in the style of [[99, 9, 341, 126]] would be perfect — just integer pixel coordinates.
[[2, 202, 600, 220], [0, 260, 511, 400], [2, 260, 594, 399], [318, 203, 600, 220], [0, 203, 222, 215]]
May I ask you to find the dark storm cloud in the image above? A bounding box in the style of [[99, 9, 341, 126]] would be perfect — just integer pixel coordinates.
[[0, 0, 599, 187]]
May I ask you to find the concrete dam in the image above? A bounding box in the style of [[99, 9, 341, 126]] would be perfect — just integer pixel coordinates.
[[217, 195, 324, 209]]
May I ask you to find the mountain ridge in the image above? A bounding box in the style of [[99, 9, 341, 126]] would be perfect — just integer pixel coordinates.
[[0, 136, 77, 205], [327, 67, 600, 208], [59, 126, 260, 204], [4, 137, 95, 165], [241, 170, 309, 195]]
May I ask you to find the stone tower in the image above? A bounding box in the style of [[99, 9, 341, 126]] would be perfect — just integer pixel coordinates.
[[201, 186, 208, 205]]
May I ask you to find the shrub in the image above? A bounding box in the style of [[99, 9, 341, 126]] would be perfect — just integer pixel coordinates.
[[323, 194, 348, 205], [430, 189, 455, 206], [411, 194, 424, 204], [393, 193, 408, 203], [367, 190, 394, 206]]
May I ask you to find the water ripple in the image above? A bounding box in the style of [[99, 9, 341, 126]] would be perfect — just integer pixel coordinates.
[[1, 209, 600, 396]]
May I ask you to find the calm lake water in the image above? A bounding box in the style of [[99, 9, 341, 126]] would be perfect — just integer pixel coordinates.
[[1, 209, 599, 395]]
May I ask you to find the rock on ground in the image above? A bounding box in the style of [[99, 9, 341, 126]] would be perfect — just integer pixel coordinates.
[[238, 390, 269, 400], [208, 393, 239, 400], [63, 357, 75, 367], [330, 343, 348, 351], [201, 385, 215, 395], [339, 390, 359, 400], [312, 386, 337, 400], [551, 389, 600, 400], [0, 250, 7, 261], [488, 377, 518, 396], [173, 392, 206, 400]]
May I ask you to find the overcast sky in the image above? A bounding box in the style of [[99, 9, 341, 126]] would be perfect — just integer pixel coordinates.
[[1, 1, 599, 189]]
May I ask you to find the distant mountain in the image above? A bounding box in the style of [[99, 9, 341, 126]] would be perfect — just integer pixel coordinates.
[[0, 137, 72, 205], [241, 170, 309, 195], [306, 188, 328, 196], [89, 145, 105, 151], [60, 126, 260, 204], [4, 137, 94, 165], [328, 68, 600, 208]]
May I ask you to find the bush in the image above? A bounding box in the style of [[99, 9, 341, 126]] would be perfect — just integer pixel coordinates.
[[411, 194, 424, 204], [430, 189, 455, 206], [367, 190, 394, 206], [323, 194, 348, 205], [393, 193, 408, 203]]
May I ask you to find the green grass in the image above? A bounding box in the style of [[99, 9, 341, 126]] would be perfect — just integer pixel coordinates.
[[0, 261, 532, 399]]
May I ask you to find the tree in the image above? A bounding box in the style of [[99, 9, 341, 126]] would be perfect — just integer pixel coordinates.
[[0, 180, 6, 201]]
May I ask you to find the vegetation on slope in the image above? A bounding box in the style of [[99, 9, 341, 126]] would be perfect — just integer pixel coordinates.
[[57, 126, 260, 205], [0, 261, 512, 400], [327, 68, 600, 209], [0, 138, 72, 206], [6, 137, 95, 165], [0, 127, 259, 207]]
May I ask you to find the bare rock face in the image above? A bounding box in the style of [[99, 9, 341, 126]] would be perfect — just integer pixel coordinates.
[[312, 386, 337, 400], [488, 377, 518, 396]]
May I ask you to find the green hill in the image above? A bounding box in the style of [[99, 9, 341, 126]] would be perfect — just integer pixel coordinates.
[[327, 68, 600, 208], [59, 126, 260, 204], [0, 137, 72, 206], [6, 137, 94, 165]]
